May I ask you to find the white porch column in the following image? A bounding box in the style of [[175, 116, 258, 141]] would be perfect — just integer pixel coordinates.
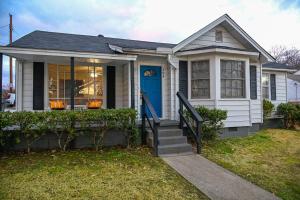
[[15, 60, 23, 111]]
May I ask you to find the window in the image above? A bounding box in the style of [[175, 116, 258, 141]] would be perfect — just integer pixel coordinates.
[[48, 64, 103, 106], [221, 60, 245, 98], [262, 73, 269, 99], [215, 30, 223, 42], [191, 60, 210, 99]]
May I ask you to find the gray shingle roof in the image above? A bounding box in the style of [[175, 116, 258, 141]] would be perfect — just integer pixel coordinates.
[[8, 30, 175, 54], [288, 74, 300, 82], [262, 62, 296, 70]]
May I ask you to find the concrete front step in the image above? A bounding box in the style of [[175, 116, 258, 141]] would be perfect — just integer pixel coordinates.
[[158, 143, 193, 155], [146, 124, 193, 156], [149, 135, 187, 146], [158, 129, 183, 137]]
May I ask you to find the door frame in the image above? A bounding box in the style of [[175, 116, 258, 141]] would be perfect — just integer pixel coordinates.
[[138, 64, 165, 119]]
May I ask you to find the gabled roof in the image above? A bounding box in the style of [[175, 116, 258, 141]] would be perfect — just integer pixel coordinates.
[[288, 74, 300, 82], [262, 62, 297, 72], [8, 30, 175, 54], [173, 14, 274, 61]]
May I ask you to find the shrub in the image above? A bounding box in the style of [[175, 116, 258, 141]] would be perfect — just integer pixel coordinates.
[[12, 111, 47, 153], [0, 112, 18, 151], [263, 99, 274, 118], [277, 103, 299, 129], [46, 111, 77, 151], [193, 106, 227, 140], [0, 109, 138, 153]]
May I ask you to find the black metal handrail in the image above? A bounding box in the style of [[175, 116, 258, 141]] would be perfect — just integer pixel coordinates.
[[141, 91, 160, 156], [177, 91, 203, 153]]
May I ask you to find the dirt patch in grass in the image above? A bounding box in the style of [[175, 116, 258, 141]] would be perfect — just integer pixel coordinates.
[[203, 129, 300, 200], [0, 148, 207, 200]]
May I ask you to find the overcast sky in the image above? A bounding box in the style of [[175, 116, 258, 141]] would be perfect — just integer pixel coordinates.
[[0, 0, 300, 86]]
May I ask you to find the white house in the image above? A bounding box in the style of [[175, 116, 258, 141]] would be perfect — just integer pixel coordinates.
[[262, 62, 297, 107], [0, 14, 292, 137], [287, 72, 300, 102]]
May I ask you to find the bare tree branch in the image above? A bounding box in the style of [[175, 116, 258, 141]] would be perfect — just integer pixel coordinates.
[[270, 45, 300, 69]]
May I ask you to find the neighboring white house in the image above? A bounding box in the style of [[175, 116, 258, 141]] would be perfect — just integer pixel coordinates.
[[261, 62, 297, 107], [0, 14, 291, 136], [287, 72, 300, 102]]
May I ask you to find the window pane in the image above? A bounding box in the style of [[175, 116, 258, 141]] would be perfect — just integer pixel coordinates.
[[262, 73, 269, 86], [221, 60, 245, 98], [191, 61, 209, 79], [48, 64, 57, 98], [191, 60, 210, 98], [48, 64, 103, 107]]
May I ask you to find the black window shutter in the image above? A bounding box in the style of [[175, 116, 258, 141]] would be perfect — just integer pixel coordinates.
[[179, 61, 188, 98], [33, 62, 44, 110], [270, 74, 276, 100], [106, 66, 116, 109], [250, 65, 257, 100]]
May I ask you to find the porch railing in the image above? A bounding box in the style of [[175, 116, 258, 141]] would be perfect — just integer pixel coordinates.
[[177, 91, 203, 154], [141, 91, 160, 156]]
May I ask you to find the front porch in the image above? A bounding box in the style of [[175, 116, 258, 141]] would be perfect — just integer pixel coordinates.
[[0, 47, 177, 120], [0, 48, 138, 111]]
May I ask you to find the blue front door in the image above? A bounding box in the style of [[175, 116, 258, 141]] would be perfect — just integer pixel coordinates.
[[140, 65, 162, 118]]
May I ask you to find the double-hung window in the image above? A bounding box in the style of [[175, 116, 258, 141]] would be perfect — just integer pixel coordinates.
[[221, 60, 245, 98], [191, 60, 210, 99], [262, 73, 269, 99]]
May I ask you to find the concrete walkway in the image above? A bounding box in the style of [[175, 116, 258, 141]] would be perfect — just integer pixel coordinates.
[[162, 154, 280, 200]]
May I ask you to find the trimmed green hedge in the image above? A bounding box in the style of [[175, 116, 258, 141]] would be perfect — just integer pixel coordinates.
[[0, 109, 137, 153]]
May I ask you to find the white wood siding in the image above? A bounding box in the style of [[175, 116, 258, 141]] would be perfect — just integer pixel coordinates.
[[22, 62, 33, 110], [122, 63, 130, 107], [273, 72, 287, 106], [251, 64, 262, 123], [190, 100, 215, 109], [266, 71, 287, 107], [219, 100, 251, 127], [182, 25, 245, 51]]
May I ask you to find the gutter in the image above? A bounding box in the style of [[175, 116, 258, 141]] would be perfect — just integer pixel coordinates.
[[0, 46, 137, 61], [262, 67, 297, 73]]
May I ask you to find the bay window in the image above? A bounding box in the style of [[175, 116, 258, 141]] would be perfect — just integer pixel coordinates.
[[48, 64, 104, 106], [191, 60, 210, 99], [221, 60, 245, 98]]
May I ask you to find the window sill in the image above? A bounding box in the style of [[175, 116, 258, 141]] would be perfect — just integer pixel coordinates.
[[219, 98, 250, 101], [189, 98, 213, 101]]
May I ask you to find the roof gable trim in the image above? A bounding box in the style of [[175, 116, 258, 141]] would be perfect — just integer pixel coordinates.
[[173, 14, 274, 62]]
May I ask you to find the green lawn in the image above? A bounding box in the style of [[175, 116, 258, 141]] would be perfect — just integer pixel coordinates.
[[203, 129, 300, 200], [0, 148, 207, 200]]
